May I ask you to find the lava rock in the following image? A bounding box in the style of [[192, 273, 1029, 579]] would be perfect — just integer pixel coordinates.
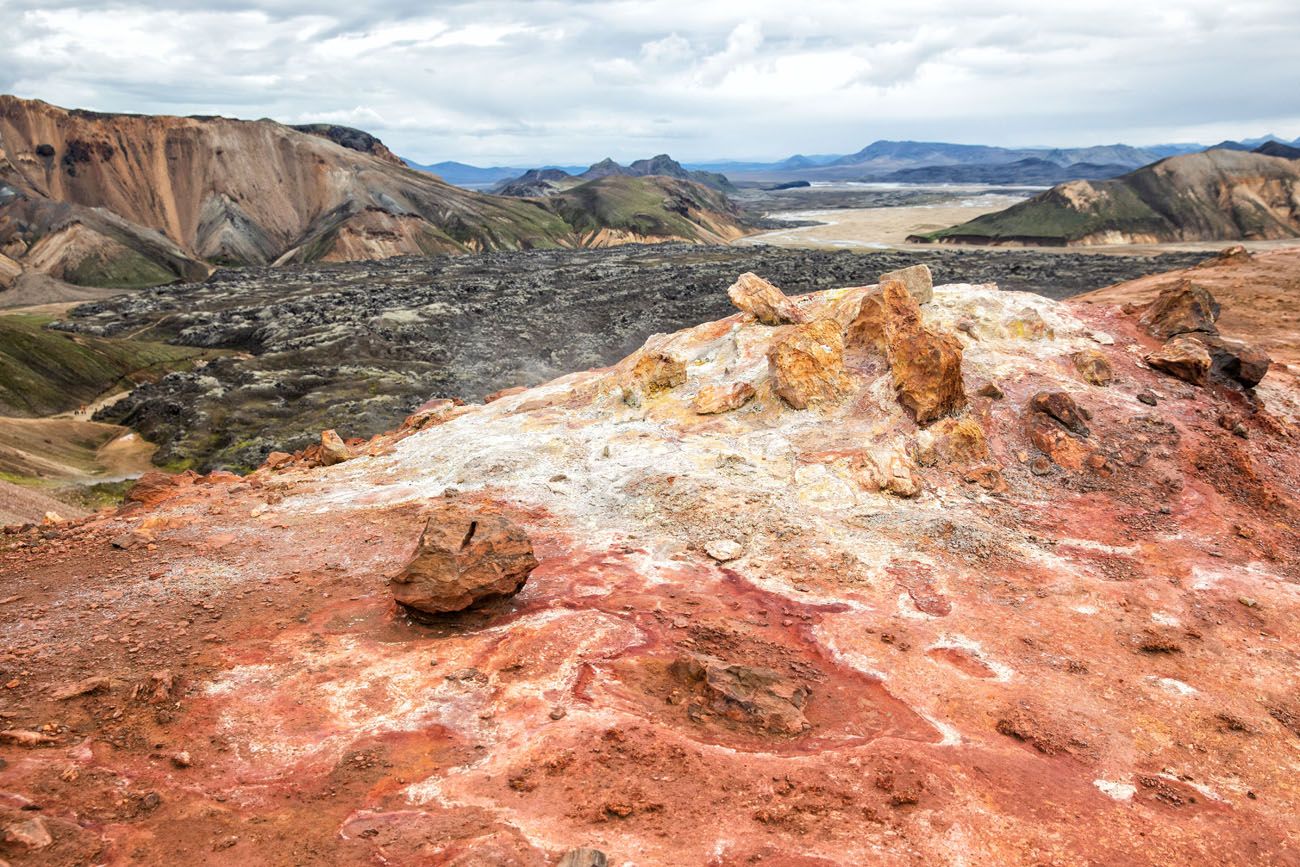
[[1029, 391, 1090, 437], [726, 272, 806, 325], [768, 319, 849, 410], [391, 505, 539, 614], [1146, 336, 1212, 386], [1139, 280, 1220, 338]]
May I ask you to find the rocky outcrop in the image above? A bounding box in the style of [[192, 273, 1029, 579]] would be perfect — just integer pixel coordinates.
[[390, 506, 539, 614], [692, 381, 755, 414], [726, 273, 806, 325], [878, 281, 966, 425], [767, 319, 849, 409], [878, 263, 934, 304], [1139, 280, 1221, 337]]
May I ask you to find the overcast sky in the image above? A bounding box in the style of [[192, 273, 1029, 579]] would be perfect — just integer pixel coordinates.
[[3, 0, 1298, 165]]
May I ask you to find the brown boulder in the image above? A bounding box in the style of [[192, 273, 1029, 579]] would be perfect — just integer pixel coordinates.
[[879, 281, 966, 425], [1146, 336, 1212, 386], [767, 319, 849, 410], [917, 417, 989, 466], [726, 272, 806, 326], [1072, 349, 1113, 386], [847, 289, 888, 352], [1197, 334, 1271, 388], [878, 263, 934, 304], [1139, 280, 1220, 338], [390, 505, 539, 614], [671, 653, 811, 736], [692, 381, 756, 414], [1028, 391, 1090, 437], [319, 429, 352, 466], [124, 471, 188, 507]]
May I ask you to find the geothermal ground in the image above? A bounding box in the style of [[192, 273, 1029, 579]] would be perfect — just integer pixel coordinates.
[[58, 245, 1209, 472], [2, 260, 1297, 865]]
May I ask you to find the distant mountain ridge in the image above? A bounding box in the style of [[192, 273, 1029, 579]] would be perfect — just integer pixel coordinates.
[[914, 149, 1300, 246]]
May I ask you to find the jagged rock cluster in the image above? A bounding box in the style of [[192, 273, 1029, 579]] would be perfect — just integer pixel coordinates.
[[1140, 280, 1270, 388]]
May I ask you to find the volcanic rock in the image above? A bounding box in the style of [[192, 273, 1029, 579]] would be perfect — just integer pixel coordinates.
[[124, 472, 189, 507], [390, 506, 539, 614], [1139, 280, 1221, 338], [726, 272, 806, 325], [1073, 348, 1113, 385], [1197, 334, 1271, 389], [917, 417, 989, 466], [692, 381, 755, 414], [704, 539, 743, 562], [625, 345, 687, 405], [1146, 336, 1212, 386], [879, 281, 967, 425], [558, 849, 609, 867], [767, 319, 849, 409], [670, 654, 811, 736], [878, 263, 934, 304], [1029, 391, 1090, 437], [318, 430, 352, 466]]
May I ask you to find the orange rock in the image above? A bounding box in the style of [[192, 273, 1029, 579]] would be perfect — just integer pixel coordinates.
[[1146, 336, 1212, 386], [878, 281, 966, 425], [847, 290, 888, 353], [123, 472, 189, 508], [767, 319, 849, 410], [1072, 348, 1113, 385], [484, 386, 528, 403], [625, 348, 686, 406], [319, 429, 353, 466], [692, 382, 756, 414], [264, 451, 293, 469], [878, 263, 934, 304], [918, 417, 989, 466], [391, 505, 539, 614], [726, 273, 806, 326]]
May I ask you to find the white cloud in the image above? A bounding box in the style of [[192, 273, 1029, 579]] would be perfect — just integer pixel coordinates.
[[2, 0, 1298, 164]]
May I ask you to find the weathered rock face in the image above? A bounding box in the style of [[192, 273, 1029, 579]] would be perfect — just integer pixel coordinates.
[[1198, 333, 1272, 389], [1029, 391, 1090, 437], [767, 319, 849, 409], [390, 506, 539, 614], [670, 654, 811, 736], [1146, 336, 1212, 386], [1139, 280, 1221, 337], [624, 345, 687, 406], [726, 272, 806, 325], [878, 281, 967, 425], [692, 381, 755, 414]]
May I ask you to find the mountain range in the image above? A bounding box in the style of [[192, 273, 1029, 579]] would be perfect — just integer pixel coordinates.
[[0, 96, 753, 302], [915, 147, 1300, 246]]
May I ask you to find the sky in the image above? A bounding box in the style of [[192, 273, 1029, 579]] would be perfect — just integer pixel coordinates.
[[3, 0, 1299, 166]]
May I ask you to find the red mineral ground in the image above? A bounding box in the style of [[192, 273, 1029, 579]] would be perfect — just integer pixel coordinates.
[[2, 265, 1299, 866]]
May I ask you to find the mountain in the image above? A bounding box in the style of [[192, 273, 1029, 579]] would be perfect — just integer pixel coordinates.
[[7, 261, 1299, 864], [883, 157, 1132, 185], [290, 123, 404, 165], [404, 160, 588, 188], [831, 140, 1162, 173], [915, 149, 1300, 246], [0, 96, 753, 297], [492, 153, 738, 199], [1253, 141, 1300, 159]]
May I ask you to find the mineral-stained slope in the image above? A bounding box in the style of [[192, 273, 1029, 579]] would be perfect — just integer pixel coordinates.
[[918, 149, 1300, 246], [0, 96, 753, 294], [2, 273, 1299, 865]]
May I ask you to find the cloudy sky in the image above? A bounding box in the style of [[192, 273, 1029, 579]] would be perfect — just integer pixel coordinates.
[[3, 0, 1298, 165]]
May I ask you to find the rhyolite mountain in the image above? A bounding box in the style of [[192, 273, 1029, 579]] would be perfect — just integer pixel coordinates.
[[492, 154, 736, 197], [914, 149, 1300, 246], [0, 96, 753, 297]]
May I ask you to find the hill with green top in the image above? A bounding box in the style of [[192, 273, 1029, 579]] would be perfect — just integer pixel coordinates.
[[914, 149, 1300, 246]]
